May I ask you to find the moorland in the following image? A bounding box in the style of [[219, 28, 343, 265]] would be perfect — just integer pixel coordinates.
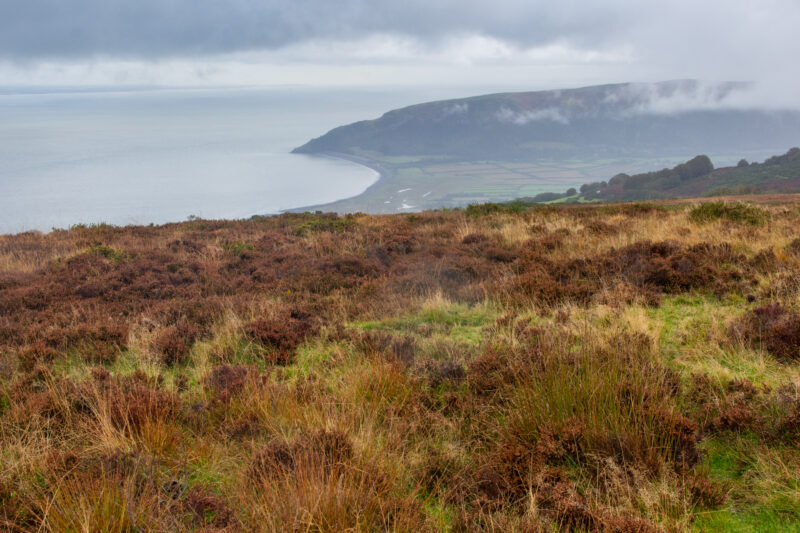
[[1, 197, 800, 531]]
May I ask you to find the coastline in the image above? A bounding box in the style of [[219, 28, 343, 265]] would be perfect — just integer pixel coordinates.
[[282, 151, 394, 214]]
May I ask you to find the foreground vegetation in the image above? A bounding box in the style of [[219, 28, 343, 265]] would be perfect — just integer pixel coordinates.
[[1, 199, 800, 531]]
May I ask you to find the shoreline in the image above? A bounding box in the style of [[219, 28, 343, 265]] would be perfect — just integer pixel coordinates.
[[281, 151, 393, 214]]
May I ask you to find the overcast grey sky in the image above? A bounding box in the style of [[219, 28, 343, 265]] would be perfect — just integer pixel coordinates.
[[1, 0, 798, 97]]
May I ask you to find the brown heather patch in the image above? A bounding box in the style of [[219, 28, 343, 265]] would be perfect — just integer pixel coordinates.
[[155, 319, 199, 366], [247, 429, 354, 482], [777, 405, 800, 443], [466, 348, 515, 396], [687, 472, 729, 509], [786, 237, 800, 256], [183, 485, 238, 530], [507, 240, 757, 307], [99, 378, 180, 433], [581, 220, 620, 236], [16, 341, 59, 372], [415, 356, 466, 389], [711, 402, 759, 433], [203, 365, 250, 401], [731, 304, 800, 360], [243, 310, 314, 365]]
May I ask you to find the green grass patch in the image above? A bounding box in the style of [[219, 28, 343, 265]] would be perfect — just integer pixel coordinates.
[[648, 294, 725, 358], [87, 243, 129, 262], [423, 500, 456, 530], [695, 508, 800, 533], [294, 216, 356, 236], [186, 455, 235, 489], [354, 303, 491, 343], [696, 437, 800, 532], [289, 338, 344, 378], [647, 294, 800, 387], [688, 201, 770, 226], [0, 393, 9, 417], [464, 201, 526, 217], [703, 438, 750, 482], [221, 240, 255, 256]]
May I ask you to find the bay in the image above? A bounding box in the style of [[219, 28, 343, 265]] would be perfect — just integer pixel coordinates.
[[0, 86, 442, 234]]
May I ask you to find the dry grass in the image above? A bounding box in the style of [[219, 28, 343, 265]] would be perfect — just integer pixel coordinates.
[[1, 199, 800, 531]]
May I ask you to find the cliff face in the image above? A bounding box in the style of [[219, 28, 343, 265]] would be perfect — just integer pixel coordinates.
[[293, 81, 800, 160]]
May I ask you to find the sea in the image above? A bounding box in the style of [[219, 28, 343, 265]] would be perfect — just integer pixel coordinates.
[[0, 85, 450, 234]]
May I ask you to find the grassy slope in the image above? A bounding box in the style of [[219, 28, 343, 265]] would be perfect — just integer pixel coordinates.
[[1, 200, 800, 531], [582, 149, 800, 203]]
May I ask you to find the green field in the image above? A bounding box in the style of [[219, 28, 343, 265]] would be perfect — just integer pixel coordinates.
[[295, 155, 698, 214]]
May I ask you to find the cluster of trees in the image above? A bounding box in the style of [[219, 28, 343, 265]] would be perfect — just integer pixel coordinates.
[[603, 155, 714, 195], [511, 147, 800, 206], [763, 147, 800, 166]]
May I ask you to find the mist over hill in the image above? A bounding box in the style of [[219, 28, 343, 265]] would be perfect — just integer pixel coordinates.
[[294, 81, 800, 161]]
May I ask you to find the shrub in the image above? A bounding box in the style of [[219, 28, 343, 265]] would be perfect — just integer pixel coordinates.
[[184, 486, 237, 529], [87, 243, 129, 262], [777, 405, 800, 443], [688, 472, 728, 508], [102, 381, 180, 433], [731, 304, 800, 360], [244, 312, 313, 365], [293, 215, 355, 236], [711, 401, 758, 432], [786, 237, 800, 256], [416, 357, 466, 389], [508, 239, 754, 307], [17, 341, 59, 371], [203, 365, 249, 401], [465, 201, 525, 217], [389, 334, 417, 366], [688, 201, 770, 226], [248, 429, 354, 481], [221, 240, 255, 256], [155, 320, 199, 366]]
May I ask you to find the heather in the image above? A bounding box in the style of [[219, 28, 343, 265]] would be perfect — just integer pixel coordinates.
[[1, 200, 800, 531]]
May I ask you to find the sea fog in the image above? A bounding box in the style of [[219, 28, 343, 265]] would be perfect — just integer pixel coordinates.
[[0, 86, 446, 234]]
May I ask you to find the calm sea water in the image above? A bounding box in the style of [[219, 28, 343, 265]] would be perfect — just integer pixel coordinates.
[[0, 86, 443, 234]]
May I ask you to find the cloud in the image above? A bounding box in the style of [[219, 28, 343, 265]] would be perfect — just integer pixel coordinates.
[[0, 1, 631, 60], [0, 0, 798, 99], [443, 103, 469, 116], [496, 106, 569, 125], [611, 80, 800, 114]]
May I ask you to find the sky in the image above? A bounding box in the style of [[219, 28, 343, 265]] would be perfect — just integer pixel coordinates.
[[1, 0, 799, 99]]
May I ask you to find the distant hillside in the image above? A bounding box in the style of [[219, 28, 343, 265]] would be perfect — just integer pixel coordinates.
[[294, 81, 800, 161], [567, 147, 800, 202]]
